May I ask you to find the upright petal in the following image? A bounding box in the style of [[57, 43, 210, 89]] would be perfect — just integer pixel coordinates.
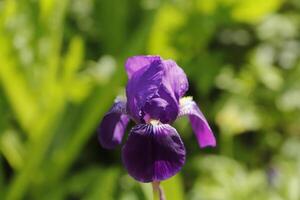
[[98, 100, 130, 149], [178, 97, 216, 148], [125, 56, 189, 98], [126, 60, 164, 122], [125, 55, 161, 79], [162, 59, 189, 99], [122, 124, 186, 182], [126, 59, 179, 123]]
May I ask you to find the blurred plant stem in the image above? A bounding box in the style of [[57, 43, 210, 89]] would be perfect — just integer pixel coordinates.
[[220, 132, 234, 157]]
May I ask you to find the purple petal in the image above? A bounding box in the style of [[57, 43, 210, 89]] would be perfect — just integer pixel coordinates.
[[125, 56, 189, 123], [98, 100, 130, 149], [125, 55, 161, 79], [162, 59, 189, 99], [126, 59, 164, 122], [143, 98, 168, 121], [142, 86, 179, 123], [178, 97, 216, 148], [126, 59, 179, 123], [122, 124, 186, 182]]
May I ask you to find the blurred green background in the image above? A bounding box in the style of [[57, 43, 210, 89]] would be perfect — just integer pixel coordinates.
[[0, 0, 300, 199]]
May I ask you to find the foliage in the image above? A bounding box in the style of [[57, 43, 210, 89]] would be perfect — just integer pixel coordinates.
[[0, 0, 300, 199]]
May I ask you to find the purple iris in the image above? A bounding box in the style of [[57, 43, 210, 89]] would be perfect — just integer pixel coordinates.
[[98, 55, 216, 183]]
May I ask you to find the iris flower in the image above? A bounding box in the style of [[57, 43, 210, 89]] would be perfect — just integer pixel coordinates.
[[98, 55, 216, 183]]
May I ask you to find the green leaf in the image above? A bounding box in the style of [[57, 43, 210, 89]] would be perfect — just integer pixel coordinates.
[[84, 168, 120, 200], [161, 174, 185, 200], [148, 4, 186, 59], [0, 129, 25, 170]]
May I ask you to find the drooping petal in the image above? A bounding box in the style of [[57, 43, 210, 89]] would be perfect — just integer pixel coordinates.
[[162, 59, 189, 99], [122, 124, 186, 182], [125, 55, 161, 79], [178, 97, 216, 148], [98, 100, 130, 149]]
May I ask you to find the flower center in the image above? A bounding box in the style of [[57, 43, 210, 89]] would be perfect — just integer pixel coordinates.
[[149, 119, 160, 125]]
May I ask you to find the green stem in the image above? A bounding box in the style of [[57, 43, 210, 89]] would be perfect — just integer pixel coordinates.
[[152, 182, 165, 200]]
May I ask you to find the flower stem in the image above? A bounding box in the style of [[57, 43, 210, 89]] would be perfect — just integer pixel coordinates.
[[152, 181, 166, 200]]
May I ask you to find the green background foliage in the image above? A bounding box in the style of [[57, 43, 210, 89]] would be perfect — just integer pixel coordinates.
[[0, 0, 300, 199]]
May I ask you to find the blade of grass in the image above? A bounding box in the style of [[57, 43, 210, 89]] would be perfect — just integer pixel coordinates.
[[0, 35, 38, 135]]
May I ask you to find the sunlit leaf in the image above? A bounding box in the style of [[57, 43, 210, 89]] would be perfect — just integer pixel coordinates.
[[161, 174, 185, 200], [232, 0, 283, 24], [148, 4, 185, 59], [63, 36, 84, 82], [0, 129, 25, 170]]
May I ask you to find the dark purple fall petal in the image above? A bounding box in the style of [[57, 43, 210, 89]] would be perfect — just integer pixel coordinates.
[[98, 101, 130, 149], [178, 97, 216, 148], [122, 124, 186, 182]]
